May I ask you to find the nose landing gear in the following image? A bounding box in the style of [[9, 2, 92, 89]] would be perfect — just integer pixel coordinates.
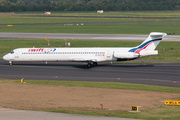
[[9, 61, 13, 66]]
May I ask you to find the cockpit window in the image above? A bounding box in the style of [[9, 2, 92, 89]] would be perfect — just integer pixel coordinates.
[[10, 51, 14, 54]]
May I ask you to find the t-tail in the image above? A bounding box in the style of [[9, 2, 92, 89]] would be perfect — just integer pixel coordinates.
[[128, 32, 167, 57]]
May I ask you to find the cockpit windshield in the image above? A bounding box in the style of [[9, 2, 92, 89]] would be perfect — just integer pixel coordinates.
[[10, 51, 14, 54]]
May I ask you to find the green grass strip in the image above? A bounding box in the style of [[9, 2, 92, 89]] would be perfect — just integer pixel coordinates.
[[42, 106, 180, 120], [0, 79, 180, 93], [0, 22, 180, 34]]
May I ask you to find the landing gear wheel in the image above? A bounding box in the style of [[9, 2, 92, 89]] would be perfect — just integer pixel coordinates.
[[93, 62, 98, 66], [87, 63, 92, 68], [9, 61, 13, 66]]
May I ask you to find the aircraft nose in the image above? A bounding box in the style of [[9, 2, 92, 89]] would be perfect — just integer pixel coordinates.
[[3, 54, 9, 61]]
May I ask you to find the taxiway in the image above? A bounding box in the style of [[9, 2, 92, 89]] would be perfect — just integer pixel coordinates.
[[0, 60, 180, 87]]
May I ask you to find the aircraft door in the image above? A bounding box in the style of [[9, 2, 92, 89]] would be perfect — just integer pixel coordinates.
[[106, 51, 112, 61]]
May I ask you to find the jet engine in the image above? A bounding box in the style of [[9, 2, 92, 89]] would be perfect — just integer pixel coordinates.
[[113, 51, 140, 59]]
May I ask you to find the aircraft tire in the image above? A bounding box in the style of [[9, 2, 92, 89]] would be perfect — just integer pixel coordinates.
[[93, 62, 98, 66], [87, 63, 92, 68]]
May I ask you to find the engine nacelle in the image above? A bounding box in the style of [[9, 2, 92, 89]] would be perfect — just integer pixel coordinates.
[[113, 51, 140, 59]]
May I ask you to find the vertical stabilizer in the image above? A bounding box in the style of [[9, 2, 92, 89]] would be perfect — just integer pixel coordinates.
[[138, 32, 167, 51], [128, 32, 167, 56], [129, 32, 167, 53]]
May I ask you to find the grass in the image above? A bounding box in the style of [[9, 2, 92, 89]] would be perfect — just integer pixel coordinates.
[[0, 12, 180, 34], [0, 79, 180, 120], [0, 39, 141, 53], [1, 79, 180, 93], [0, 39, 180, 61], [0, 16, 163, 24], [42, 106, 180, 120], [0, 22, 179, 34]]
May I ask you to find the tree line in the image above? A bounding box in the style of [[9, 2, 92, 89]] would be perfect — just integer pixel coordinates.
[[0, 0, 180, 12]]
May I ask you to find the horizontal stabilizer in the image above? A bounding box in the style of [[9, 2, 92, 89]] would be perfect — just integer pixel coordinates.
[[150, 32, 167, 39]]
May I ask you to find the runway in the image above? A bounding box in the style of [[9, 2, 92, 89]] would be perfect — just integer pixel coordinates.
[[0, 60, 180, 87], [0, 32, 180, 41]]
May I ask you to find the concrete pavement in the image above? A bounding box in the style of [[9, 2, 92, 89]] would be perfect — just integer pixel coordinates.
[[0, 108, 142, 120]]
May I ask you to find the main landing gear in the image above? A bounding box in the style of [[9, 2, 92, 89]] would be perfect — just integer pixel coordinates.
[[87, 62, 98, 68]]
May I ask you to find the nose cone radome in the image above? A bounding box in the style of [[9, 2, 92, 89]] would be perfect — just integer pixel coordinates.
[[3, 54, 9, 61]]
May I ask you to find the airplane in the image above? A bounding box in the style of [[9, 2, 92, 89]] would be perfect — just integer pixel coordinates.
[[3, 32, 167, 68]]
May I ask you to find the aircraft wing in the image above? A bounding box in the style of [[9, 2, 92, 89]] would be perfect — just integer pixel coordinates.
[[72, 58, 97, 62]]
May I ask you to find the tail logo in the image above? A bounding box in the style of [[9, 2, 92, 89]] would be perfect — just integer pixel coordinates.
[[128, 38, 162, 53]]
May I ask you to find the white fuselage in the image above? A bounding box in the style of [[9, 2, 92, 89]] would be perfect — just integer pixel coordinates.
[[3, 32, 167, 67], [3, 47, 137, 62]]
